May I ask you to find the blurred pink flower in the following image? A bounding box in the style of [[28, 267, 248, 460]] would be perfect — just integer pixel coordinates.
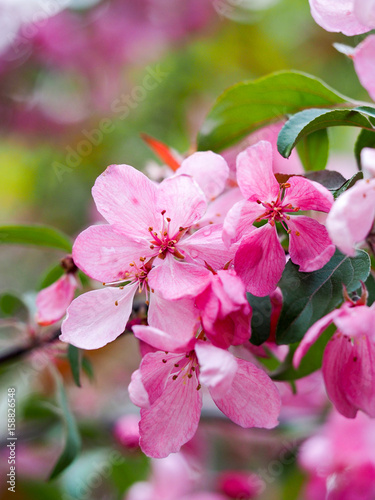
[[223, 141, 334, 296], [129, 326, 281, 458], [113, 414, 140, 450], [217, 471, 264, 499], [326, 148, 375, 256], [308, 0, 375, 35], [294, 289, 375, 418]]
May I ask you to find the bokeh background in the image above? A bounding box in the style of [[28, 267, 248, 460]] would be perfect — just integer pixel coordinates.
[[0, 1, 373, 499]]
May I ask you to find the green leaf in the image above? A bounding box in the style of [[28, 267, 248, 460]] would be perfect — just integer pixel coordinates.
[[296, 128, 329, 171], [354, 129, 375, 168], [277, 108, 373, 159], [197, 71, 349, 152], [276, 249, 370, 345], [304, 170, 346, 191], [247, 294, 272, 346], [333, 171, 363, 199], [82, 357, 94, 381], [49, 374, 81, 480], [0, 293, 29, 321], [68, 345, 81, 388], [0, 225, 72, 252], [271, 324, 335, 381], [38, 264, 65, 290]]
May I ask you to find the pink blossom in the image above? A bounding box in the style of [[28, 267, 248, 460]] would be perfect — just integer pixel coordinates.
[[300, 410, 375, 500], [326, 148, 375, 256], [308, 0, 375, 35], [36, 256, 78, 326], [294, 289, 375, 418], [113, 414, 140, 450], [352, 35, 375, 105], [129, 326, 281, 458], [223, 141, 335, 296], [195, 269, 252, 349], [217, 471, 264, 499]]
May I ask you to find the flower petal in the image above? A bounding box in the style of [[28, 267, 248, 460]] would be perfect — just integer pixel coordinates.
[[92, 164, 160, 237], [326, 178, 375, 256], [133, 325, 195, 353], [148, 254, 211, 301], [236, 141, 280, 202], [222, 200, 262, 247], [128, 369, 150, 409], [139, 370, 202, 458], [293, 308, 344, 368], [353, 35, 375, 104], [354, 0, 375, 30], [180, 224, 235, 269], [196, 187, 243, 229], [60, 284, 138, 349], [195, 342, 238, 397], [309, 0, 369, 35], [234, 224, 286, 297], [157, 175, 207, 235], [36, 274, 77, 326], [73, 224, 149, 282], [210, 358, 281, 428], [177, 151, 229, 200], [287, 216, 335, 272], [282, 176, 333, 212]]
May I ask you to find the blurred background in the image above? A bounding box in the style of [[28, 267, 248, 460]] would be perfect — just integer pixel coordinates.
[[1, 1, 374, 499]]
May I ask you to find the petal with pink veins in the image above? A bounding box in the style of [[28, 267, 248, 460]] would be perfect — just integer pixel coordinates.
[[196, 188, 243, 229], [326, 178, 375, 256], [139, 369, 202, 458], [195, 341, 238, 397], [309, 0, 369, 35], [210, 358, 281, 428], [180, 224, 235, 269], [92, 164, 160, 237], [222, 200, 263, 248], [60, 283, 138, 349], [287, 216, 335, 272], [293, 307, 345, 368], [157, 175, 207, 235], [234, 224, 286, 297], [73, 224, 149, 282], [148, 254, 211, 301], [353, 35, 375, 103], [282, 176, 333, 212], [36, 274, 77, 326], [334, 305, 375, 340], [236, 141, 280, 202], [177, 151, 229, 200], [148, 292, 199, 339], [133, 325, 195, 353]]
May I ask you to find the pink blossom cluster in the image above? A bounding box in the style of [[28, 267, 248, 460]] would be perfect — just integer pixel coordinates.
[[51, 135, 344, 458]]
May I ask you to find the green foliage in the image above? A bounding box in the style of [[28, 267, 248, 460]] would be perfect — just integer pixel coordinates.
[[49, 374, 82, 480], [276, 249, 370, 344], [277, 108, 374, 160], [296, 128, 329, 171], [197, 71, 349, 152], [0, 293, 29, 321], [247, 294, 272, 346], [333, 171, 363, 199], [354, 129, 375, 168], [68, 345, 82, 388], [0, 225, 72, 252]]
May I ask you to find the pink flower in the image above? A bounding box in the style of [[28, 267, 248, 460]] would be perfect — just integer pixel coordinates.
[[129, 326, 281, 458], [195, 269, 252, 349], [113, 414, 140, 450], [326, 148, 375, 257], [217, 471, 264, 499], [223, 141, 335, 296], [309, 0, 375, 35], [36, 256, 78, 326], [351, 35, 375, 102], [294, 288, 375, 418], [299, 410, 375, 500]]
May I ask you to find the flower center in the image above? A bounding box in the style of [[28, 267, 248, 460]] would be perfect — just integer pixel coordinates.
[[148, 210, 186, 259], [255, 183, 300, 233], [162, 350, 201, 390]]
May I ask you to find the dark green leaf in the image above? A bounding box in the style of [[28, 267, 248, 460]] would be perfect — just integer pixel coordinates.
[[296, 128, 329, 171], [276, 249, 370, 344], [333, 171, 363, 199], [197, 71, 349, 152], [49, 374, 81, 480], [247, 294, 272, 346], [82, 357, 94, 381], [354, 129, 375, 168], [277, 108, 373, 159], [68, 345, 81, 388], [0, 293, 28, 321], [364, 273, 375, 306], [304, 170, 346, 191], [0, 225, 72, 252]]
